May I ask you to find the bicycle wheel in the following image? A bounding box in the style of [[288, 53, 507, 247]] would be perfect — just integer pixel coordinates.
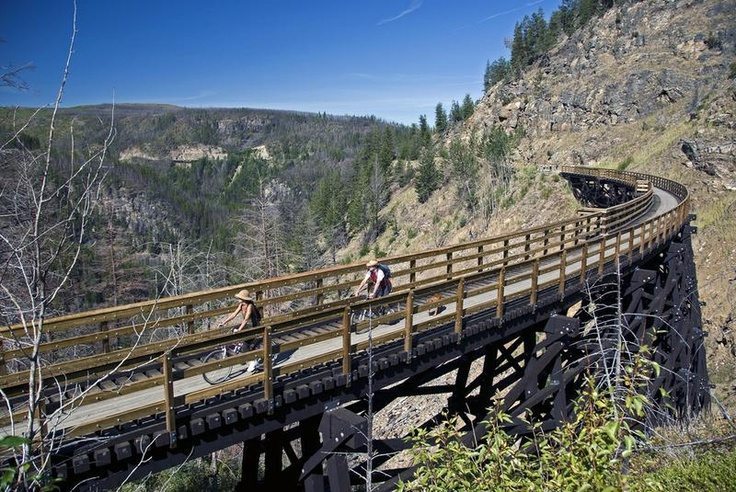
[[202, 348, 233, 385]]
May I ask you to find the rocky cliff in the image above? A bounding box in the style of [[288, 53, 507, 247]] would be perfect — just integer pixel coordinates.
[[362, 0, 736, 410]]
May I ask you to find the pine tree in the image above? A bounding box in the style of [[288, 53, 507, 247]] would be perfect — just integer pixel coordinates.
[[484, 57, 512, 90], [415, 147, 441, 203], [450, 100, 463, 123], [461, 94, 475, 120], [418, 114, 431, 146], [434, 103, 448, 133]]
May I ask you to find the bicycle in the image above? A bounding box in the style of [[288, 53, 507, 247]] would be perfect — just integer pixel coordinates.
[[202, 341, 263, 385], [347, 294, 396, 334]]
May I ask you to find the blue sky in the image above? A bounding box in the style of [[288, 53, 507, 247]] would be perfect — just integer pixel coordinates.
[[1, 0, 561, 124]]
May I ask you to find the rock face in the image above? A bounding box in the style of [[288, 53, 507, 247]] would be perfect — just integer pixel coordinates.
[[170, 144, 227, 163], [468, 0, 735, 181], [457, 0, 736, 406]]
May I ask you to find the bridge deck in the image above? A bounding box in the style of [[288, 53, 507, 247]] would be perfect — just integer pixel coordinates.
[[35, 186, 679, 434]]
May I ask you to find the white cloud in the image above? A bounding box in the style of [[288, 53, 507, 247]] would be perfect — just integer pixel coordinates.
[[377, 0, 423, 26]]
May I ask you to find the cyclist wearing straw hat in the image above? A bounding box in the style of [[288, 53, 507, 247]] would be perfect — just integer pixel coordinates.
[[217, 289, 262, 332]]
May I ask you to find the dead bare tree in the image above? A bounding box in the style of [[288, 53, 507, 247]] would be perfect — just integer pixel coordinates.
[[0, 3, 123, 488]]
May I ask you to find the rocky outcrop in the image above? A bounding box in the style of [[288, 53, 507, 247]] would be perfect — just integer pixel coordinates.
[[170, 144, 227, 163], [469, 0, 734, 146]]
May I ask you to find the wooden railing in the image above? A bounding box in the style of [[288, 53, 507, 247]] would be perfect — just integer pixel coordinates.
[[0, 166, 690, 439]]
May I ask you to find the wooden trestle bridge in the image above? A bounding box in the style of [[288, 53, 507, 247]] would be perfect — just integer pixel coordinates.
[[0, 166, 709, 490]]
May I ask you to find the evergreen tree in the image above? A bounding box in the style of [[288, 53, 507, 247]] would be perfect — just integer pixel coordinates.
[[434, 103, 448, 133], [448, 139, 479, 212], [461, 94, 475, 120], [415, 147, 442, 203], [450, 100, 463, 123], [378, 127, 395, 174], [418, 114, 431, 146], [484, 57, 512, 90]]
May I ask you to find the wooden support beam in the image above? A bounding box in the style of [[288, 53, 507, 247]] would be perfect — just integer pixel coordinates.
[[263, 326, 273, 403], [342, 307, 352, 375], [101, 320, 110, 353], [496, 268, 506, 319], [455, 279, 465, 336], [404, 291, 414, 356], [559, 251, 567, 296], [186, 304, 194, 334], [530, 260, 539, 307], [580, 243, 588, 285], [162, 351, 176, 448]]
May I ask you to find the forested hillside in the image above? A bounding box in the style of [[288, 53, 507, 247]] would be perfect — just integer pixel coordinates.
[[0, 105, 432, 312]]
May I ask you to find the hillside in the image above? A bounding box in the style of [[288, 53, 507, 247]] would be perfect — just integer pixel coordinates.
[[346, 0, 735, 409], [0, 105, 418, 310]]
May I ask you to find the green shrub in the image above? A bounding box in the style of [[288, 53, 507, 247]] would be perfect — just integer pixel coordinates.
[[400, 382, 642, 491], [632, 448, 736, 491], [617, 156, 634, 170]]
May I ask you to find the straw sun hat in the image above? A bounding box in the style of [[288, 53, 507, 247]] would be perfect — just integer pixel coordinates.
[[366, 260, 379, 268], [234, 289, 253, 302]]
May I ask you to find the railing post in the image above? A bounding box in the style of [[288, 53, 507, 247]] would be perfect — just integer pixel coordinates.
[[543, 229, 550, 256], [627, 229, 635, 258], [496, 268, 506, 319], [615, 231, 622, 261], [162, 351, 177, 448], [524, 234, 531, 260], [186, 304, 194, 335], [639, 222, 647, 255], [573, 221, 581, 246], [0, 342, 6, 376], [530, 260, 539, 307], [315, 278, 324, 305], [446, 252, 453, 279], [263, 326, 273, 404], [342, 307, 352, 375], [559, 251, 567, 296], [598, 236, 606, 275], [409, 259, 417, 285], [503, 239, 510, 266], [580, 243, 588, 285], [559, 224, 566, 251], [100, 320, 110, 353], [477, 245, 484, 272], [455, 278, 464, 336], [404, 291, 414, 357]]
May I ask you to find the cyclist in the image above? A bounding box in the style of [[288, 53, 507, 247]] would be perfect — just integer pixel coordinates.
[[354, 260, 392, 299], [217, 289, 262, 332]]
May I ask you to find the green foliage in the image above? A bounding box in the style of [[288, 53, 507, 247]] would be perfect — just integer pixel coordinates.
[[632, 448, 736, 491], [0, 436, 60, 491], [415, 148, 442, 203], [119, 457, 238, 492], [434, 103, 448, 133], [450, 100, 463, 123], [484, 57, 512, 90], [418, 114, 431, 146], [402, 340, 666, 491], [401, 382, 639, 491], [461, 94, 475, 120], [728, 62, 736, 80], [448, 139, 479, 211], [617, 156, 634, 170]]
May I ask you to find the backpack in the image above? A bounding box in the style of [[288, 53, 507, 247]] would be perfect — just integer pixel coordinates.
[[378, 264, 392, 279]]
